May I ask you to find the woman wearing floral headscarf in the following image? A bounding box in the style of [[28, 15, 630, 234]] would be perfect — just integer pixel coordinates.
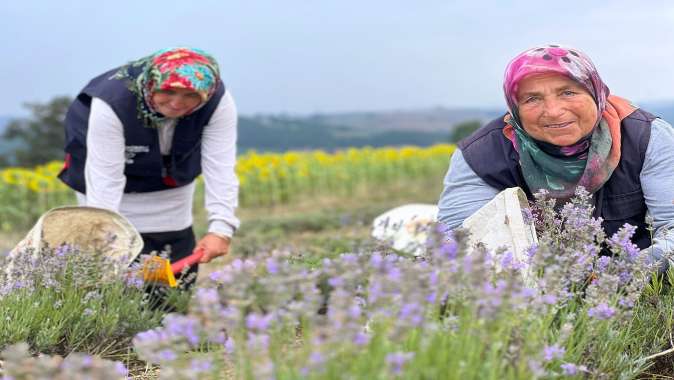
[[59, 47, 239, 287], [437, 44, 674, 270]]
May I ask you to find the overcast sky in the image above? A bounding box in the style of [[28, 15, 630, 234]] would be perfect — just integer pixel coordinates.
[[3, 1, 673, 116]]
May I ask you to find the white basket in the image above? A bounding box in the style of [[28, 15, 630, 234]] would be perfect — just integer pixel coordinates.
[[5, 206, 143, 279]]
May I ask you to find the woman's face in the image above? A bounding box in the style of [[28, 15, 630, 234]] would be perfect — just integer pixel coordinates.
[[151, 88, 202, 118], [516, 72, 598, 147]]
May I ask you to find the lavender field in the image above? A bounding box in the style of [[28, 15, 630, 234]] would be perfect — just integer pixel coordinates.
[[2, 170, 674, 379]]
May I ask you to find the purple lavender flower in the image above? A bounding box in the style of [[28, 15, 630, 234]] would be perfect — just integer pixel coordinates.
[[328, 276, 344, 288], [618, 271, 632, 285], [125, 275, 144, 289], [541, 294, 557, 305], [370, 253, 383, 268], [266, 258, 279, 274], [191, 358, 213, 373], [434, 222, 450, 235], [526, 245, 539, 261], [462, 255, 473, 274], [115, 361, 129, 376], [499, 251, 526, 271], [195, 287, 219, 304], [309, 351, 325, 366], [81, 355, 93, 367], [386, 267, 402, 282], [428, 270, 438, 286], [243, 259, 257, 271], [528, 359, 545, 377], [224, 337, 236, 354], [434, 240, 458, 260], [353, 331, 370, 346], [517, 288, 537, 299], [230, 259, 244, 271], [348, 304, 362, 319], [134, 329, 161, 345], [522, 207, 534, 225], [481, 280, 506, 306], [399, 303, 424, 326], [596, 256, 611, 273], [246, 332, 270, 351], [619, 297, 635, 309], [542, 344, 565, 362], [209, 270, 233, 284], [560, 363, 578, 375], [158, 349, 177, 361], [386, 351, 415, 375], [608, 224, 640, 260], [55, 244, 71, 257], [587, 303, 616, 320], [210, 331, 227, 345], [368, 281, 383, 303], [164, 314, 201, 346], [246, 313, 274, 332], [340, 253, 359, 265], [500, 252, 514, 269]]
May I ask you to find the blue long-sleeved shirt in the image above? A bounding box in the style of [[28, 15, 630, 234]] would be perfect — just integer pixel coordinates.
[[437, 118, 674, 262]]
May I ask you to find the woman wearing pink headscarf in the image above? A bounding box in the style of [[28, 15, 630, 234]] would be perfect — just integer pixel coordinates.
[[59, 47, 239, 288], [437, 44, 674, 270]]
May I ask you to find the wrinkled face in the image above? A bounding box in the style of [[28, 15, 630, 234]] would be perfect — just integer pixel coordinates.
[[151, 88, 202, 118], [516, 73, 599, 147]]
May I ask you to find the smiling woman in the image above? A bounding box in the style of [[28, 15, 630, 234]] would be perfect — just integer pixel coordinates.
[[515, 73, 598, 147], [437, 44, 674, 273]]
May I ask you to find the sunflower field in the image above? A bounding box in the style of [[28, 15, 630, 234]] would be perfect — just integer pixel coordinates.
[[0, 144, 455, 231]]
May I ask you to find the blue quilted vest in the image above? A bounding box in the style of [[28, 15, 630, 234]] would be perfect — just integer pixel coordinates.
[[458, 109, 656, 249], [58, 65, 225, 193]]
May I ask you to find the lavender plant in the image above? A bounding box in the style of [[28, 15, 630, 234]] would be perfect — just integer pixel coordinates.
[[0, 243, 189, 357], [124, 187, 670, 379], [3, 187, 671, 379], [0, 342, 128, 380]]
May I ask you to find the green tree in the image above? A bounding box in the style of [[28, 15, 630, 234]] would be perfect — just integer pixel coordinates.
[[448, 119, 482, 143], [1, 96, 72, 166]]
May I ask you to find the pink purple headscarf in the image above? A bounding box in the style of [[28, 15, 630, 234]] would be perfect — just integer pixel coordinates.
[[504, 44, 609, 122], [500, 44, 635, 199]]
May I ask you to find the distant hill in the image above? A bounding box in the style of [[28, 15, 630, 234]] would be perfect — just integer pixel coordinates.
[[2, 101, 674, 164], [304, 107, 502, 133], [238, 116, 449, 152], [643, 101, 674, 125], [237, 107, 504, 152]]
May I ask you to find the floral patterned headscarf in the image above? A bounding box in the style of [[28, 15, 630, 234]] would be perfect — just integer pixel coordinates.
[[115, 47, 221, 127], [501, 44, 635, 199]]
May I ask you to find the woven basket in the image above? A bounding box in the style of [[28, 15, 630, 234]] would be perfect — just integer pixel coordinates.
[[6, 206, 143, 277]]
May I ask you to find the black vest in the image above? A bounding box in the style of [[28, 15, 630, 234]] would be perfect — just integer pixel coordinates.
[[458, 110, 656, 249], [58, 65, 225, 193]]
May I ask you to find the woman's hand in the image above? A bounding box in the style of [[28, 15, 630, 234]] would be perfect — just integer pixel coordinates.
[[195, 233, 231, 263]]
